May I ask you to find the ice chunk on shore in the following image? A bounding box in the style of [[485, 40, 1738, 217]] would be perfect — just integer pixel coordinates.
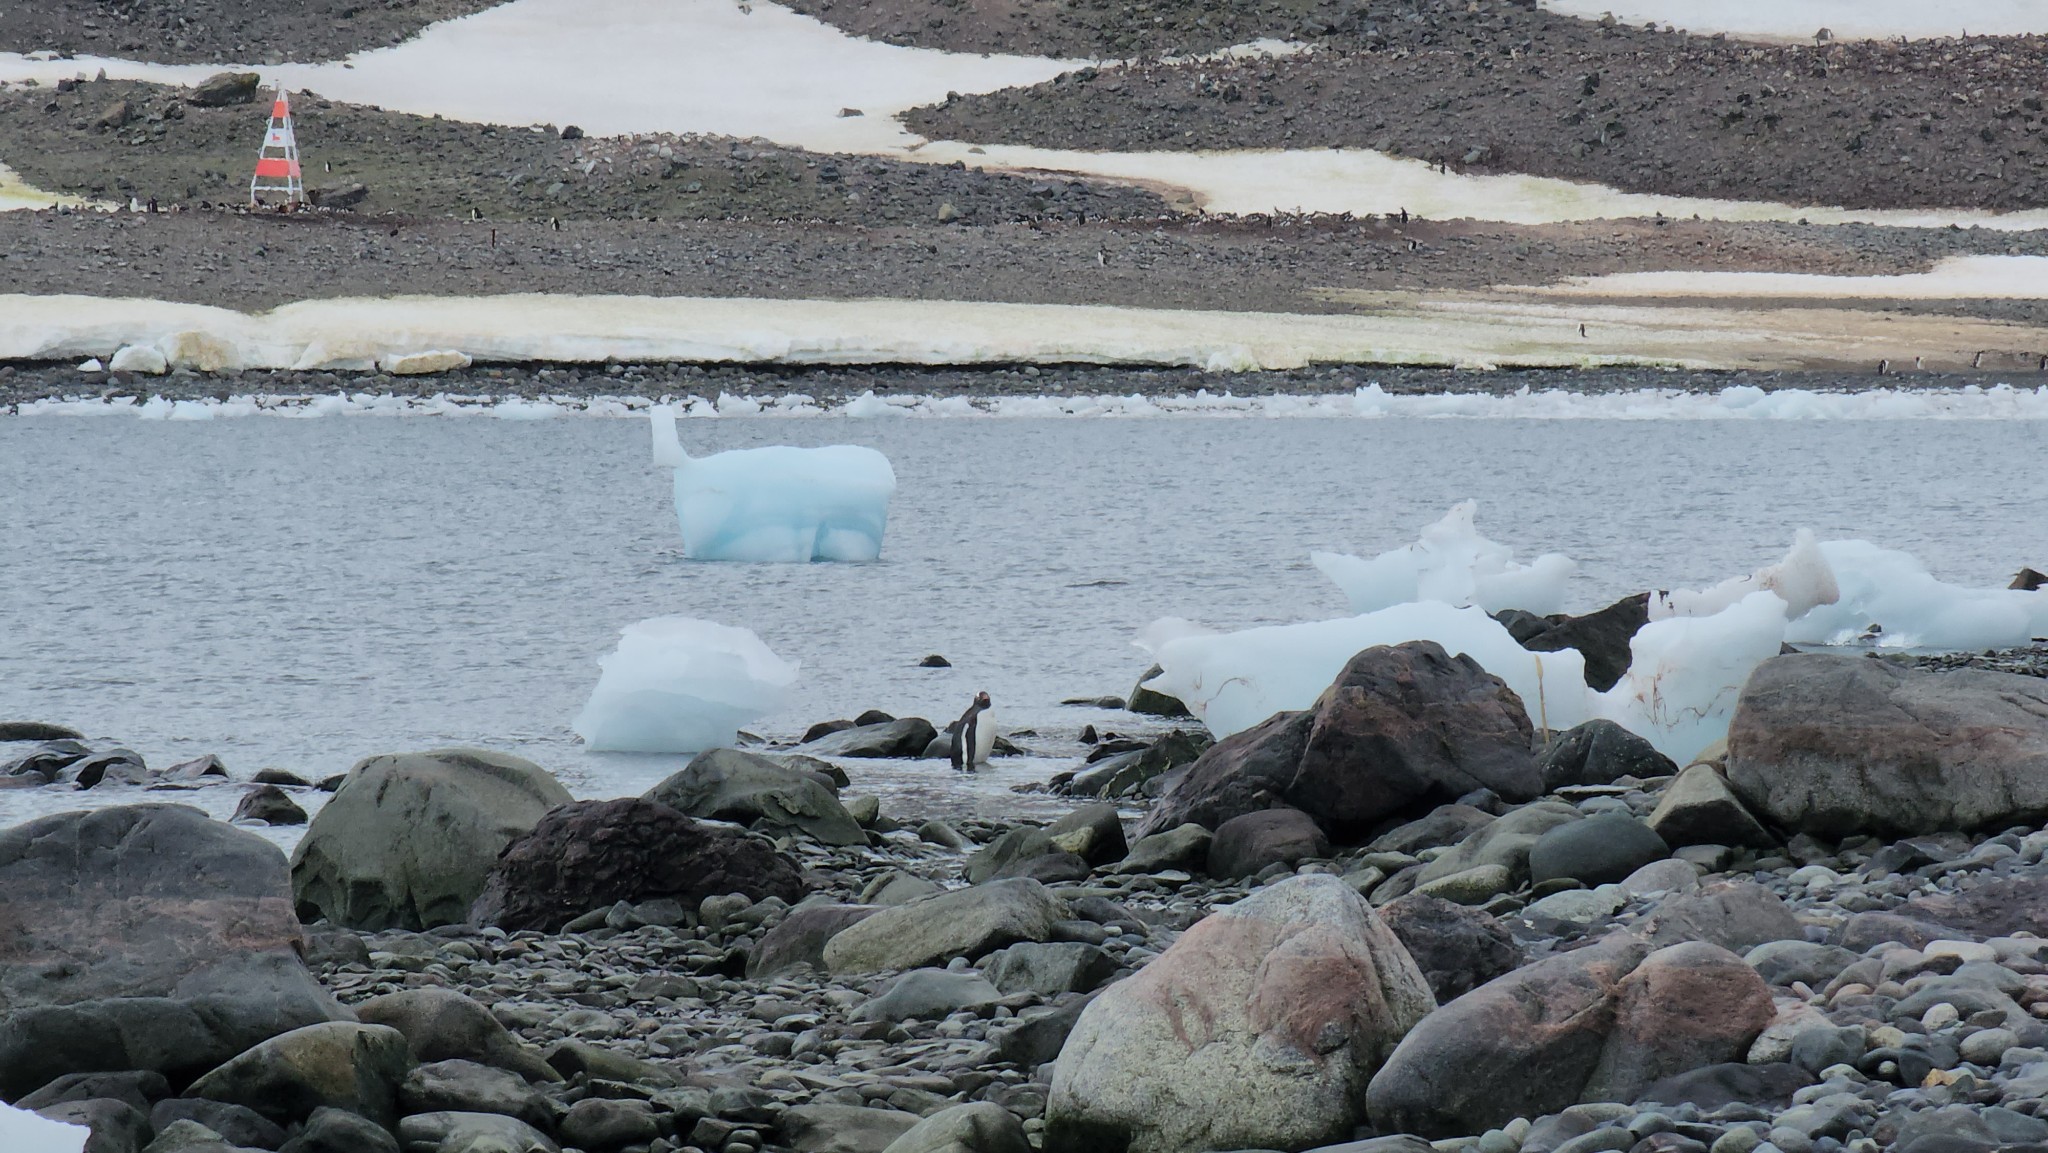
[[1140, 601, 1592, 739], [1653, 529, 1840, 620], [1597, 590, 1791, 765], [1312, 501, 1577, 615], [1786, 540, 2047, 649], [0, 1103, 87, 1153], [651, 406, 897, 563], [572, 616, 799, 753]]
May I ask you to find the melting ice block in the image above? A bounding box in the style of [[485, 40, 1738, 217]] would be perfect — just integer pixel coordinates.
[[0, 1104, 86, 1153], [1596, 591, 1792, 765], [1785, 539, 2048, 650], [652, 406, 896, 563], [1652, 529, 1840, 620], [573, 616, 799, 753], [1140, 601, 1593, 740], [1312, 501, 1577, 615]]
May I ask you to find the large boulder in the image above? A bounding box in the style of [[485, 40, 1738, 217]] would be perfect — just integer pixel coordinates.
[[777, 1103, 921, 1153], [1206, 808, 1329, 880], [353, 988, 557, 1083], [1415, 801, 1581, 887], [0, 805, 346, 1099], [398, 1060, 553, 1130], [1640, 880, 1804, 952], [882, 1102, 1031, 1153], [798, 719, 938, 759], [1377, 894, 1520, 1003], [1367, 933, 1647, 1138], [186, 1022, 414, 1128], [1044, 804, 1127, 867], [1366, 935, 1772, 1138], [290, 749, 570, 930], [824, 880, 1065, 974], [1141, 642, 1539, 840], [643, 748, 864, 846], [1527, 815, 1669, 887], [1725, 654, 2048, 837], [469, 797, 805, 932], [187, 71, 261, 106], [1114, 824, 1212, 874], [1046, 874, 1433, 1153]]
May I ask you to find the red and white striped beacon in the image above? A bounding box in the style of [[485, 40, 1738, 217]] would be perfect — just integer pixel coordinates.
[[249, 82, 304, 207]]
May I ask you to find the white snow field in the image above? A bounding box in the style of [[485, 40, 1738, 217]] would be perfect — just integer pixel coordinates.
[[7, 291, 2048, 374], [571, 616, 799, 752], [650, 406, 895, 562], [8, 0, 2048, 226], [1148, 508, 2048, 763], [1538, 0, 2048, 43], [1312, 501, 1576, 617], [0, 1104, 87, 1153]]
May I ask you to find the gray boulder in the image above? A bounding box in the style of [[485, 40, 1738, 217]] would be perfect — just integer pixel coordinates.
[[1647, 763, 1776, 849], [1528, 815, 1669, 887], [1131, 709, 1308, 838], [0, 805, 346, 1098], [643, 748, 864, 846], [142, 1117, 243, 1153], [996, 993, 1100, 1069], [1577, 941, 1775, 1103], [395, 1111, 558, 1153], [882, 1102, 1031, 1153], [853, 969, 1002, 1023], [1536, 719, 1677, 791], [1725, 653, 2048, 837], [290, 748, 570, 930], [278, 1106, 400, 1153], [188, 72, 261, 106], [1044, 804, 1127, 866], [1047, 875, 1433, 1153], [232, 785, 307, 826], [1416, 801, 1581, 887], [824, 879, 1065, 974], [777, 1103, 920, 1153], [1206, 807, 1329, 880], [982, 942, 1118, 998], [859, 870, 942, 906], [186, 1022, 414, 1128], [750, 904, 880, 977], [1113, 824, 1211, 874], [1640, 880, 1803, 952], [353, 988, 557, 1083], [964, 828, 1057, 885], [399, 1060, 553, 1130], [1127, 665, 1190, 717], [148, 1100, 283, 1150], [32, 1098, 151, 1152], [560, 1098, 659, 1149], [799, 719, 938, 759]]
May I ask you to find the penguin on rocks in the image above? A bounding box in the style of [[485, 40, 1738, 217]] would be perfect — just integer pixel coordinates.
[[948, 691, 993, 772]]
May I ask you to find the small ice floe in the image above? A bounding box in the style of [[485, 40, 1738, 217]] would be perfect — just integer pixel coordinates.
[[650, 405, 896, 563], [572, 615, 799, 753]]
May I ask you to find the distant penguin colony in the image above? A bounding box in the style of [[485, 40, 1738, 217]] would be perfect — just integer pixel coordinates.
[[949, 691, 992, 772]]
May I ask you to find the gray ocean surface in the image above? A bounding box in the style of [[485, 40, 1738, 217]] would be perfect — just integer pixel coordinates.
[[3, 415, 2042, 847]]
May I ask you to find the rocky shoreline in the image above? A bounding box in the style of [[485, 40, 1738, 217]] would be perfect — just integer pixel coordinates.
[[6, 641, 2048, 1153]]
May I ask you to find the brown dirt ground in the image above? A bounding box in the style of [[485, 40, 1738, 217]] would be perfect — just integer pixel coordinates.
[[0, 0, 508, 64], [894, 1, 2048, 212], [0, 78, 1170, 224], [6, 205, 2048, 320]]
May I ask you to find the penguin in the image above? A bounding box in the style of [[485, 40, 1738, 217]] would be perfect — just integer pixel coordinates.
[[948, 691, 992, 772]]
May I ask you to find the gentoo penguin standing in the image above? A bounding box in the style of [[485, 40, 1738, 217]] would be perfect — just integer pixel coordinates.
[[949, 691, 993, 772]]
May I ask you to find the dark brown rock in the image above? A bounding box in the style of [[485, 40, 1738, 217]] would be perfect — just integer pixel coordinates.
[[1579, 942, 1774, 1103], [469, 797, 805, 932], [1377, 893, 1520, 1002], [1520, 593, 1651, 692], [187, 72, 261, 107], [1207, 808, 1330, 880], [1131, 710, 1309, 838], [233, 783, 307, 825]]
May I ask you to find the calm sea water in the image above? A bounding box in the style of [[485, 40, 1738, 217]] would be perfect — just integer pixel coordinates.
[[3, 414, 2042, 847]]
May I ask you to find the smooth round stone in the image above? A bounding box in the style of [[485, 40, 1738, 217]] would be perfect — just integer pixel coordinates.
[[1922, 1002, 1961, 1030], [1960, 1026, 2018, 1065], [1528, 815, 1671, 887]]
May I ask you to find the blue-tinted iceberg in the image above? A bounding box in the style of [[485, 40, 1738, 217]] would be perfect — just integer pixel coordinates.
[[651, 406, 896, 563], [1312, 501, 1576, 615], [573, 616, 799, 753]]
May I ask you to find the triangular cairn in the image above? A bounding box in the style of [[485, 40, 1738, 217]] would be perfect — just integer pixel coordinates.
[[249, 83, 304, 206]]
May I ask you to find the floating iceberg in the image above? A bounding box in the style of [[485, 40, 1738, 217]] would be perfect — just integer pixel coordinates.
[[651, 407, 896, 563], [1652, 529, 1840, 621], [1139, 601, 1594, 740], [1312, 501, 1577, 616], [0, 1103, 85, 1153], [572, 616, 799, 753], [1594, 591, 1792, 766]]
